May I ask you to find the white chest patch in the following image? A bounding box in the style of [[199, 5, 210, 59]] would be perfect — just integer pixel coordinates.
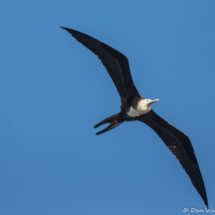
[[127, 101, 152, 117], [127, 107, 142, 117]]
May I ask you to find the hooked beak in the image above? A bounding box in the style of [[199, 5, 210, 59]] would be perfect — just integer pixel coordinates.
[[149, 99, 159, 105]]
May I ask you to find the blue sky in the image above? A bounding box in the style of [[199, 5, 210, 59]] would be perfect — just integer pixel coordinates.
[[0, 0, 215, 214]]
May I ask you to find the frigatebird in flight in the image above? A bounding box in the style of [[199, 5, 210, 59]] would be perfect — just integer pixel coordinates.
[[61, 27, 208, 207]]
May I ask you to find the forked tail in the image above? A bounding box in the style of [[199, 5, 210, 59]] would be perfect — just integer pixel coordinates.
[[94, 113, 125, 135]]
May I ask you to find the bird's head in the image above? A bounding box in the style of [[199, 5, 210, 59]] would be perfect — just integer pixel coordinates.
[[137, 98, 159, 113], [142, 98, 159, 107]]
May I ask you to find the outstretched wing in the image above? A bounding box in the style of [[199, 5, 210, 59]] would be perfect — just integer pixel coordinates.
[[133, 110, 208, 207], [61, 27, 141, 110]]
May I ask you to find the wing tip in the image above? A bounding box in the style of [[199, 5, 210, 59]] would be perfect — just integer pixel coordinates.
[[60, 26, 70, 31], [60, 27, 81, 38], [204, 196, 208, 208]]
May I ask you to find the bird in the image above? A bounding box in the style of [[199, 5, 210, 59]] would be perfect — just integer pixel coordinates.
[[61, 27, 208, 207]]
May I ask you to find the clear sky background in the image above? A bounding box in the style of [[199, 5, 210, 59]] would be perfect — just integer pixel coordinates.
[[0, 1, 215, 214]]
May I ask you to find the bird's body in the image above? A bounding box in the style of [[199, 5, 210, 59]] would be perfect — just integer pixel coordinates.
[[127, 98, 159, 117], [61, 27, 208, 207]]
